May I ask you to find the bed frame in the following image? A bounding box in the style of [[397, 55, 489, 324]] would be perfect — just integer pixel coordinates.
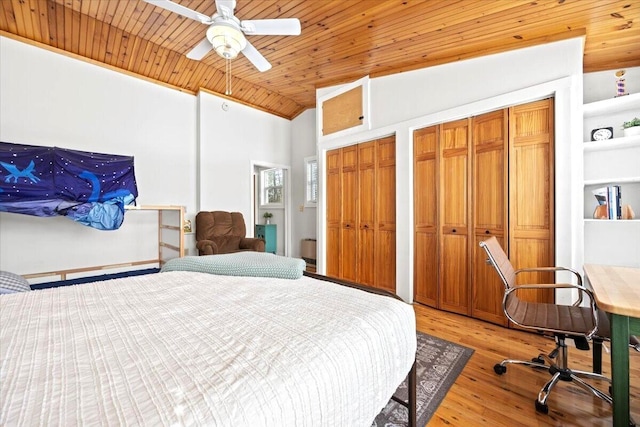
[[304, 271, 417, 427]]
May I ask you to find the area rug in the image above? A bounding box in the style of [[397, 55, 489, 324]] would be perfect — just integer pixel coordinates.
[[372, 331, 474, 427]]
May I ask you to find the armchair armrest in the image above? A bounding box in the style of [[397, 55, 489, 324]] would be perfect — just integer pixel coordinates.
[[196, 239, 219, 256], [239, 237, 265, 252]]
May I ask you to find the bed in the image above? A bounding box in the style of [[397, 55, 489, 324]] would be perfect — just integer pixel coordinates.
[[1, 270, 417, 426]]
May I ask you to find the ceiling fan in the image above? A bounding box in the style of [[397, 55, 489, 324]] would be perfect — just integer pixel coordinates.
[[143, 0, 301, 72]]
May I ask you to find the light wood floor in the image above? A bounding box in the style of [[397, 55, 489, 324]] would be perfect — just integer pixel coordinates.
[[414, 303, 640, 426]]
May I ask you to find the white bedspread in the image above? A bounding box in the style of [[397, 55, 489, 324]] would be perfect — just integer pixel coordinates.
[[1, 271, 416, 426]]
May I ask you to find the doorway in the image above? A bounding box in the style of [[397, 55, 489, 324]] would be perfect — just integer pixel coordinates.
[[251, 162, 291, 256]]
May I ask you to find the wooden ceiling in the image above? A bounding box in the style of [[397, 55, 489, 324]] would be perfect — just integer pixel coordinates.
[[1, 0, 638, 119]]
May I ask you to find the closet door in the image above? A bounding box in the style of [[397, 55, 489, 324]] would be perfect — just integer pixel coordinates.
[[375, 136, 396, 292], [439, 119, 472, 315], [509, 99, 555, 304], [326, 148, 342, 278], [358, 141, 376, 286], [472, 109, 509, 326], [341, 146, 358, 282], [414, 126, 439, 307]]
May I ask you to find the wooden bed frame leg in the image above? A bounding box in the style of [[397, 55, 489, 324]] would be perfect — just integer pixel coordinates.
[[408, 360, 417, 427]]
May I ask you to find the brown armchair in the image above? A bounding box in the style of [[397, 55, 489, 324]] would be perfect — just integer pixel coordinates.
[[196, 211, 265, 255]]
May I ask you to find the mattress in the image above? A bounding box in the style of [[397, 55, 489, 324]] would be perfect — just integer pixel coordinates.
[[1, 271, 416, 426]]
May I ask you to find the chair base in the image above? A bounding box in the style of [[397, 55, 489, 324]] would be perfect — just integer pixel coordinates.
[[493, 337, 612, 414]]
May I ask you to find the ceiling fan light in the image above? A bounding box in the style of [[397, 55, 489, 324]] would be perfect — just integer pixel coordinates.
[[206, 24, 247, 59]]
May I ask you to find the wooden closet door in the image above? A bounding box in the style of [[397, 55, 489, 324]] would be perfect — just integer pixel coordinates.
[[358, 141, 376, 286], [509, 99, 555, 304], [375, 136, 396, 292], [341, 146, 358, 282], [439, 119, 472, 315], [472, 109, 509, 326], [414, 126, 439, 307], [326, 148, 342, 278]]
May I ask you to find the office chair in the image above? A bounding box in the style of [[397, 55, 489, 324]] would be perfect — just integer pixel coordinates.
[[479, 237, 612, 414]]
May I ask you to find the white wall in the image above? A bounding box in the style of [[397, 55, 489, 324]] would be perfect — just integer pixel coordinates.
[[584, 67, 640, 104], [316, 37, 586, 303], [197, 91, 293, 255], [0, 36, 309, 273], [290, 109, 318, 258], [0, 36, 197, 275]]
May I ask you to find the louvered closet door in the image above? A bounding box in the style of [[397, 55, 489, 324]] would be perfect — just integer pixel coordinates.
[[358, 141, 376, 287], [326, 148, 342, 278], [375, 136, 396, 292], [471, 109, 509, 326], [439, 119, 472, 315], [509, 99, 555, 304], [340, 146, 358, 282], [413, 126, 439, 307]]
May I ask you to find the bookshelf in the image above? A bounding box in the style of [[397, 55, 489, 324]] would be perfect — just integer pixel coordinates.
[[582, 93, 640, 267]]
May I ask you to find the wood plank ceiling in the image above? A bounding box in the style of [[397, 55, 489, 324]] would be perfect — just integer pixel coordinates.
[[1, 0, 638, 119]]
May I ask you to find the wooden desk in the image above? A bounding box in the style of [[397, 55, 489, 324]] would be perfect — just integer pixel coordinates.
[[584, 264, 640, 427]]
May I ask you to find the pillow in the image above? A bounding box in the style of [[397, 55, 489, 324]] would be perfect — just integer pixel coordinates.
[[161, 252, 306, 280], [0, 271, 32, 295]]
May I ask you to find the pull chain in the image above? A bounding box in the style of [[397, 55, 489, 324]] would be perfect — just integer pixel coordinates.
[[225, 58, 232, 95]]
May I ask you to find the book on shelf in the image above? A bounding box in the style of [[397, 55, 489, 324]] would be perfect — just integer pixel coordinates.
[[592, 185, 622, 220]]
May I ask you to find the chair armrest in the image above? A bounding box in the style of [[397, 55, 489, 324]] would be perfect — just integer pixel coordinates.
[[515, 266, 582, 284], [196, 239, 219, 255], [239, 237, 265, 252], [515, 266, 583, 305]]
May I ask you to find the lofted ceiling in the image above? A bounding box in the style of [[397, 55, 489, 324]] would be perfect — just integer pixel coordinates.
[[1, 0, 639, 120]]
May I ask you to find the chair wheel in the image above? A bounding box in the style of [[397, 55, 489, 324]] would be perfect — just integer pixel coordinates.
[[535, 399, 549, 414], [532, 356, 545, 365], [494, 364, 507, 375]]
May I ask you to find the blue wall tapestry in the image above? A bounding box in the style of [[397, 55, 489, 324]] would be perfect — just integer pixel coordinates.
[[0, 141, 138, 230]]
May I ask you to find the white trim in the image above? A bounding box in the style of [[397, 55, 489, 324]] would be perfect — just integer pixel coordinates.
[[250, 160, 292, 257], [303, 155, 318, 208]]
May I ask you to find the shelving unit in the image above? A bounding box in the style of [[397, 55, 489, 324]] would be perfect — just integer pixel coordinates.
[[582, 93, 640, 267]]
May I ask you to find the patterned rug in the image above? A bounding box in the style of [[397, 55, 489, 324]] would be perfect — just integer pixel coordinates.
[[373, 331, 474, 427]]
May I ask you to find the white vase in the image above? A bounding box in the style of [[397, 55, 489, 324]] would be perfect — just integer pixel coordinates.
[[623, 126, 640, 137], [265, 218, 271, 224]]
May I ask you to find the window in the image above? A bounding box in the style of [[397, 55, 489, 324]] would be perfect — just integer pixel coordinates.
[[305, 156, 318, 207], [261, 168, 284, 206]]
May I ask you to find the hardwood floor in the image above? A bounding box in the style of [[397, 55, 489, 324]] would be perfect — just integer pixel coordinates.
[[413, 303, 640, 426]]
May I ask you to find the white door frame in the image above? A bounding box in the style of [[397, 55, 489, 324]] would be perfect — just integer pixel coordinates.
[[250, 160, 292, 257]]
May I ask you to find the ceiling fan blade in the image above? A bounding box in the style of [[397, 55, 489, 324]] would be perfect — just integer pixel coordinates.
[[241, 18, 301, 36], [242, 41, 272, 72], [143, 0, 213, 24], [186, 38, 213, 60], [215, 0, 236, 18]]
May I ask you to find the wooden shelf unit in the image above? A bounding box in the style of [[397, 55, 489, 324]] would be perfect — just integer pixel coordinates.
[[23, 205, 186, 282], [125, 205, 185, 265]]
